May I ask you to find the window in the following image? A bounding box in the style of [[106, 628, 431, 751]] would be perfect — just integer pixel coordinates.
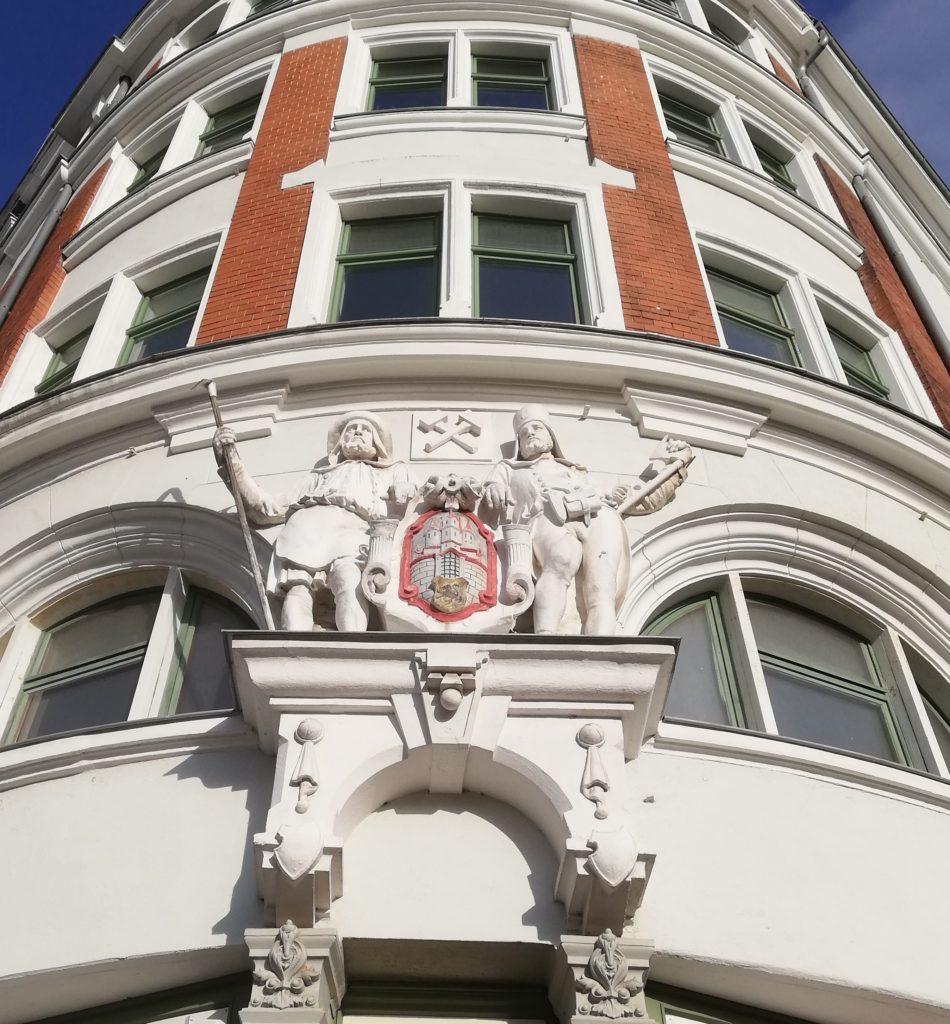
[[751, 140, 797, 193], [120, 269, 210, 365], [700, 1, 750, 50], [826, 323, 890, 399], [249, 0, 292, 16], [646, 584, 935, 769], [658, 92, 725, 157], [473, 213, 580, 323], [368, 57, 447, 110], [196, 93, 262, 157], [707, 269, 800, 366], [35, 326, 90, 396], [472, 56, 551, 110], [639, 0, 682, 18], [3, 584, 252, 745], [332, 215, 441, 322], [904, 647, 950, 768], [646, 984, 812, 1024], [127, 146, 169, 195]]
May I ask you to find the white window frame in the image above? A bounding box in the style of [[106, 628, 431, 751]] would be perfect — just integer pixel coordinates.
[[0, 570, 252, 747], [644, 573, 950, 779], [292, 179, 613, 327], [333, 25, 583, 120]]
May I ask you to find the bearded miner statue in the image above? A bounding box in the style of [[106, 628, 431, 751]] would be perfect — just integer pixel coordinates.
[[213, 411, 414, 631], [483, 404, 693, 635]]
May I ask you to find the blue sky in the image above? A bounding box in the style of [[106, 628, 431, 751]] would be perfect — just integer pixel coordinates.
[[0, 0, 947, 205]]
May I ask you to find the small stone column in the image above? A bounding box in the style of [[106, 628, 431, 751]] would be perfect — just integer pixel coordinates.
[[241, 921, 345, 1024], [551, 931, 656, 1024]]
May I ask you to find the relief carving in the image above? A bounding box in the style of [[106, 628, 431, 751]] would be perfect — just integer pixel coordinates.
[[251, 920, 321, 1010], [577, 930, 644, 1019]]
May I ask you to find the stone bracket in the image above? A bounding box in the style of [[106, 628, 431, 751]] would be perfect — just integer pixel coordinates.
[[154, 384, 287, 453]]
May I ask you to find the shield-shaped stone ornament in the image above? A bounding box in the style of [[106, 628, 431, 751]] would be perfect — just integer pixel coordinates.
[[399, 509, 498, 622], [274, 822, 323, 881], [586, 826, 638, 889]]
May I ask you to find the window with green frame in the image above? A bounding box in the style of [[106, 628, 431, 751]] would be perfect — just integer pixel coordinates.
[[659, 92, 725, 157], [472, 55, 551, 110], [902, 644, 950, 769], [706, 269, 800, 366], [196, 93, 262, 157], [4, 583, 252, 746], [825, 323, 890, 399], [35, 326, 91, 396], [473, 213, 580, 323], [646, 586, 921, 766], [368, 56, 447, 110], [249, 0, 292, 17], [639, 0, 682, 18], [120, 269, 210, 366], [331, 214, 441, 322], [646, 982, 816, 1024], [127, 145, 169, 195], [751, 140, 797, 193]]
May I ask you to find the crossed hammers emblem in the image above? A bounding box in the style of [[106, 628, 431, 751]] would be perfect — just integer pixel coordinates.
[[417, 411, 483, 454]]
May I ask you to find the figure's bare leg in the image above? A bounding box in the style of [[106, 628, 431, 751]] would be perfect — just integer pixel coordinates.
[[329, 560, 369, 632], [533, 521, 583, 635], [281, 584, 314, 630], [578, 511, 626, 635]]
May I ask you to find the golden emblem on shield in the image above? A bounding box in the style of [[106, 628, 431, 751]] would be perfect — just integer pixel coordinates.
[[431, 576, 471, 614]]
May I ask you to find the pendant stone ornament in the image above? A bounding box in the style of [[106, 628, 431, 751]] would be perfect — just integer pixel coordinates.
[[577, 929, 643, 1019], [251, 920, 321, 1009], [400, 508, 497, 622]]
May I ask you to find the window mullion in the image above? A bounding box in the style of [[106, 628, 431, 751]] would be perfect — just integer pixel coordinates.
[[876, 627, 947, 776], [720, 573, 777, 733], [130, 570, 188, 720]]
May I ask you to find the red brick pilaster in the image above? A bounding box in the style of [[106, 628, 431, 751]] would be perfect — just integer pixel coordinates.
[[817, 157, 950, 425], [0, 161, 110, 383], [768, 53, 804, 95], [197, 37, 347, 344], [573, 36, 719, 344]]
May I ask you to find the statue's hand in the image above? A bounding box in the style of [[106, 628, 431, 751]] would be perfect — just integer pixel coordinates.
[[604, 485, 633, 508], [654, 436, 694, 465], [212, 426, 238, 462], [483, 480, 514, 514]]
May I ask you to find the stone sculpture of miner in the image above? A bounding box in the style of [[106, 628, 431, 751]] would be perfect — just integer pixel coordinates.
[[483, 405, 693, 635], [212, 411, 414, 631]]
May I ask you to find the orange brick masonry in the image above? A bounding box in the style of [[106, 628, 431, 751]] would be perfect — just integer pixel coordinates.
[[0, 162, 110, 383], [573, 35, 719, 345], [197, 37, 347, 344], [818, 157, 950, 427]]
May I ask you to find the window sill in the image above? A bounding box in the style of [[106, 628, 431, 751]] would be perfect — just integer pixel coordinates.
[[0, 713, 256, 793], [651, 719, 950, 808], [331, 107, 587, 142], [62, 142, 253, 272], [667, 142, 864, 269]]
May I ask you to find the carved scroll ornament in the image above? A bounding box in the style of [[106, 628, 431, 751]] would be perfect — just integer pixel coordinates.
[[577, 929, 644, 1019], [251, 920, 321, 1009]]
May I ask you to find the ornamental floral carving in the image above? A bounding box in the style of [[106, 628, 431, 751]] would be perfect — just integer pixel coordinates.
[[577, 929, 643, 1019], [251, 920, 321, 1009]]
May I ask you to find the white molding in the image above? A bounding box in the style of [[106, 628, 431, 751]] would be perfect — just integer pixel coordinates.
[[331, 107, 588, 141], [154, 383, 288, 452]]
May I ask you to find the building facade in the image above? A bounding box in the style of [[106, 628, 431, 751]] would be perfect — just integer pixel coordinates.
[[1, 2, 950, 1023]]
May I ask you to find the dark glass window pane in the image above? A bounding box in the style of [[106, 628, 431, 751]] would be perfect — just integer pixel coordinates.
[[477, 216, 568, 254], [478, 259, 576, 322], [653, 603, 735, 726], [719, 315, 798, 364], [372, 83, 445, 109], [176, 597, 251, 715], [126, 314, 198, 362], [139, 276, 208, 324], [374, 58, 446, 80], [337, 259, 438, 320], [708, 272, 782, 324], [37, 328, 90, 394], [347, 217, 439, 254], [475, 83, 549, 109], [475, 57, 546, 78], [763, 663, 898, 761], [19, 663, 141, 741]]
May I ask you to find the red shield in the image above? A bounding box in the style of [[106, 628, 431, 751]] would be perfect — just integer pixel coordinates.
[[399, 510, 497, 622]]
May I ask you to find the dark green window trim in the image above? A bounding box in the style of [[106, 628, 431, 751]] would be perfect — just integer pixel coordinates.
[[826, 324, 890, 399], [127, 146, 168, 195], [471, 55, 552, 110], [368, 56, 447, 110], [35, 326, 91, 396], [646, 593, 746, 729], [751, 141, 798, 194], [707, 268, 801, 366], [659, 93, 725, 157], [343, 982, 557, 1022], [331, 214, 442, 322], [472, 213, 581, 323], [33, 973, 250, 1024], [640, 0, 682, 18], [119, 269, 209, 367], [196, 94, 262, 157]]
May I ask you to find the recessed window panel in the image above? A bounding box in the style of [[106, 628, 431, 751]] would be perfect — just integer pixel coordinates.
[[369, 57, 447, 111], [752, 142, 797, 193], [36, 327, 90, 395], [659, 94, 724, 156], [333, 215, 441, 322], [121, 270, 210, 365], [473, 56, 551, 110], [197, 94, 262, 157], [127, 146, 168, 195], [473, 214, 579, 323], [708, 270, 799, 366], [827, 325, 889, 399]]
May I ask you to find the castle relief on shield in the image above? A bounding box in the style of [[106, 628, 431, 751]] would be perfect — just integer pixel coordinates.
[[213, 403, 692, 634]]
